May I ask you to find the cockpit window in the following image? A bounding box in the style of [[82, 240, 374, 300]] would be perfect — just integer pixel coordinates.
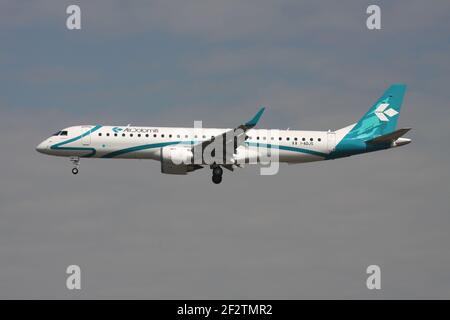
[[52, 130, 68, 136]]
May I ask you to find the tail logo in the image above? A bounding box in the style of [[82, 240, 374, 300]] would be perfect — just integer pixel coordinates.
[[374, 103, 398, 122]]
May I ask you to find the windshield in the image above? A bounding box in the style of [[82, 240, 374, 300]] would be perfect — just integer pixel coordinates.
[[52, 130, 68, 136]]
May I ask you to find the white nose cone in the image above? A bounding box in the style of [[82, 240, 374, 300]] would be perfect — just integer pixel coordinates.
[[36, 141, 47, 154]]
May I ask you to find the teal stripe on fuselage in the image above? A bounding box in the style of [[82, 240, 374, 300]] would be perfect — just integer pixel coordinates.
[[100, 140, 328, 158], [50, 125, 102, 157], [101, 141, 193, 158], [246, 142, 327, 157]]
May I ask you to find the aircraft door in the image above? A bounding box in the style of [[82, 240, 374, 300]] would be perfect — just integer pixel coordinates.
[[327, 131, 336, 152], [256, 129, 269, 162], [81, 126, 92, 146]]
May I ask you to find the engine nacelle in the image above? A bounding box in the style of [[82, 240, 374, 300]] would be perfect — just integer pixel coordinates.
[[160, 147, 194, 175]]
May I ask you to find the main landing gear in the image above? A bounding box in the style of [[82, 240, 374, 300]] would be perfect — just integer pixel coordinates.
[[211, 165, 223, 184], [70, 156, 80, 175]]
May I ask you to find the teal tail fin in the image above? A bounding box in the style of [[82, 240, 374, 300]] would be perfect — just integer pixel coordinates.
[[344, 84, 407, 141]]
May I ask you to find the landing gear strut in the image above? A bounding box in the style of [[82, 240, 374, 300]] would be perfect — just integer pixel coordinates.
[[70, 156, 80, 175], [211, 165, 223, 184]]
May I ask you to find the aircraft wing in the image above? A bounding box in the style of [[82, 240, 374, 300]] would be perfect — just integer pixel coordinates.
[[191, 107, 265, 164]]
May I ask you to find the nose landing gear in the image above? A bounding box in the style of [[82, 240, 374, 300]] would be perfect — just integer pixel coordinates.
[[211, 165, 223, 184], [70, 156, 80, 175]]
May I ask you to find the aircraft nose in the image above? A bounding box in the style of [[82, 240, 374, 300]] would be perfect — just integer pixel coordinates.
[[36, 141, 47, 153]]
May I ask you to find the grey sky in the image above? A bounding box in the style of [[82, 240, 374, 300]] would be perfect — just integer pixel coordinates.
[[0, 0, 449, 298]]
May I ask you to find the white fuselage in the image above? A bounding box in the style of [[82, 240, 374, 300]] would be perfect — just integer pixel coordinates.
[[36, 125, 349, 164]]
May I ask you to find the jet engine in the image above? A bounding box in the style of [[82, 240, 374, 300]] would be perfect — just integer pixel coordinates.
[[160, 146, 199, 175]]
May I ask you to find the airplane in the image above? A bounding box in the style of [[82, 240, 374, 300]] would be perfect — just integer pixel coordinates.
[[36, 84, 411, 184]]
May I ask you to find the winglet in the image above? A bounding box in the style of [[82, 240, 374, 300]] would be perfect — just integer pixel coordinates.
[[245, 107, 265, 128]]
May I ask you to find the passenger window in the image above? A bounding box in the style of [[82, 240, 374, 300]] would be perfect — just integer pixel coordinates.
[[169, 134, 172, 138], [294, 137, 298, 141], [106, 133, 110, 137], [286, 137, 290, 141], [302, 138, 305, 141], [279, 137, 282, 141], [310, 138, 313, 141], [138, 134, 141, 137], [146, 134, 149, 138], [185, 135, 188, 138], [257, 137, 260, 140], [114, 133, 118, 137], [177, 135, 180, 138], [130, 134, 133, 137], [122, 133, 125, 137], [153, 134, 157, 138], [161, 134, 165, 138], [98, 133, 102, 136], [318, 138, 321, 142]]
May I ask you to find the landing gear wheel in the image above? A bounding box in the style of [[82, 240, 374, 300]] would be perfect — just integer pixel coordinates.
[[70, 157, 80, 175], [212, 175, 222, 184], [212, 166, 223, 176]]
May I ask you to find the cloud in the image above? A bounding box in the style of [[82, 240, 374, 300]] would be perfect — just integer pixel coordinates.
[[16, 66, 100, 85]]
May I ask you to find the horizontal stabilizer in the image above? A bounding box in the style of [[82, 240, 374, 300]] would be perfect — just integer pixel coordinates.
[[366, 128, 411, 144]]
